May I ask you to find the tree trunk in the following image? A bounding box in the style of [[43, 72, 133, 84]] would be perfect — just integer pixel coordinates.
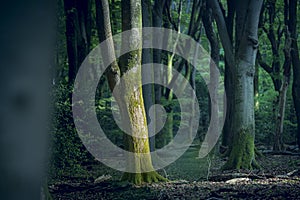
[[95, 0, 166, 184], [119, 0, 166, 184], [142, 0, 155, 151], [254, 61, 259, 96], [222, 64, 234, 153], [223, 60, 257, 169], [274, 77, 289, 151], [210, 0, 263, 170], [163, 54, 174, 147], [274, 23, 292, 151], [202, 0, 220, 153], [288, 0, 300, 149], [213, 0, 235, 153], [64, 0, 91, 87], [153, 0, 165, 107]]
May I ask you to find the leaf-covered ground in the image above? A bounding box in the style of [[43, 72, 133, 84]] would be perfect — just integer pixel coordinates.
[[50, 146, 300, 199]]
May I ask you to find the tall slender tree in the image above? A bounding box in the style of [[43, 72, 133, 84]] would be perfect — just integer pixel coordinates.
[[220, 0, 235, 153], [202, 0, 220, 152], [64, 0, 92, 87]]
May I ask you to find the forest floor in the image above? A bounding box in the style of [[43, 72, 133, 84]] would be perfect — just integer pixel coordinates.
[[49, 146, 300, 199]]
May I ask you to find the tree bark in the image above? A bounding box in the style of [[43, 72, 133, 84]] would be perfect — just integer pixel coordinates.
[[225, 0, 262, 170], [211, 0, 263, 170], [288, 0, 300, 149], [202, 0, 220, 152], [153, 0, 165, 106], [119, 0, 166, 184], [142, 0, 155, 151], [95, 0, 166, 184], [273, 2, 292, 150], [274, 76, 289, 151], [64, 0, 91, 87], [210, 0, 235, 153]]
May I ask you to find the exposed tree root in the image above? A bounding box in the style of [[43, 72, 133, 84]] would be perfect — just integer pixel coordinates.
[[121, 171, 167, 185]]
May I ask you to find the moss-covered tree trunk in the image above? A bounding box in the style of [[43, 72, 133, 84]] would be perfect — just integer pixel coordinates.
[[96, 0, 166, 185], [210, 0, 263, 170], [224, 0, 263, 170], [223, 58, 257, 169], [119, 0, 166, 184]]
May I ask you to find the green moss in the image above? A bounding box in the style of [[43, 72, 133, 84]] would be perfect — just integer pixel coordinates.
[[121, 171, 167, 185], [121, 82, 167, 184], [222, 127, 257, 170]]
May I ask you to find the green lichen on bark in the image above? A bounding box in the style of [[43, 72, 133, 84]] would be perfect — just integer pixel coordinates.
[[121, 91, 168, 184], [117, 0, 167, 185], [119, 86, 169, 184], [119, 30, 167, 185], [223, 127, 259, 170]]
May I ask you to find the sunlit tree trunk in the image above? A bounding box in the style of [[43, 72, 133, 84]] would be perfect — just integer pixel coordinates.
[[120, 0, 166, 184], [95, 0, 166, 184]]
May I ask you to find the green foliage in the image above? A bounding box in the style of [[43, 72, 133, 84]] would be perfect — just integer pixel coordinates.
[[49, 83, 90, 178], [95, 96, 124, 147], [195, 74, 209, 138], [255, 76, 277, 146], [255, 68, 297, 146]]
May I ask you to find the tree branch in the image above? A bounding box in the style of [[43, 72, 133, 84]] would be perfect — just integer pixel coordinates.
[[165, 1, 179, 31], [257, 50, 272, 74], [95, 0, 120, 91], [209, 0, 235, 68]]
